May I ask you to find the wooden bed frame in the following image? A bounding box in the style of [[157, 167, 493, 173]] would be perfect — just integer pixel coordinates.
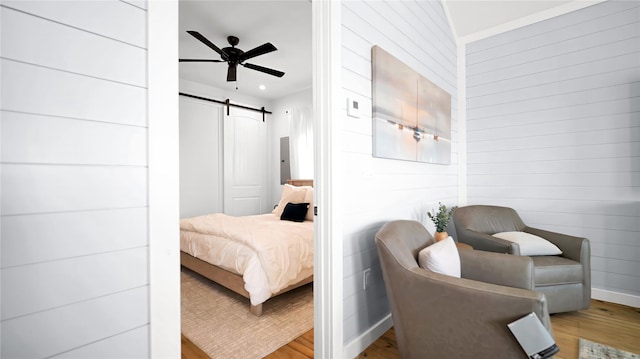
[[180, 179, 314, 316]]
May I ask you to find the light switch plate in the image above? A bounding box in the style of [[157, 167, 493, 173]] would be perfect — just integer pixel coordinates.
[[347, 97, 360, 118]]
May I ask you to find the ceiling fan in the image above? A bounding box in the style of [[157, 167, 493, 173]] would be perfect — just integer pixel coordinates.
[[180, 31, 285, 82]]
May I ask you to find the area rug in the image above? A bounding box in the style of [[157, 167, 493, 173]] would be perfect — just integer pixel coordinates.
[[579, 338, 640, 359], [181, 268, 313, 359]]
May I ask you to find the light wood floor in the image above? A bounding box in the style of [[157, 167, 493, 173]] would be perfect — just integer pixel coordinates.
[[181, 299, 640, 358]]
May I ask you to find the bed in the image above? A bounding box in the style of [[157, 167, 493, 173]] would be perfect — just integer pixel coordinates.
[[180, 179, 314, 316]]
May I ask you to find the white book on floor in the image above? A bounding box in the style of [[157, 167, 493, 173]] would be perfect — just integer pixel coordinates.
[[508, 312, 559, 359]]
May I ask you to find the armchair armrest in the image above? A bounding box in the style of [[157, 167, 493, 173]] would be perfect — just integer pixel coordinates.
[[388, 268, 550, 358], [457, 227, 521, 254], [525, 226, 589, 263], [460, 249, 535, 290]]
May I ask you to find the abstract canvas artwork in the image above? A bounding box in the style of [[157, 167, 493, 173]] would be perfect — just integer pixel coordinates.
[[372, 45, 452, 164]]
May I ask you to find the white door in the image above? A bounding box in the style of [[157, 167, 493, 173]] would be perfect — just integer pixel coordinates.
[[223, 106, 268, 216], [179, 96, 224, 218]]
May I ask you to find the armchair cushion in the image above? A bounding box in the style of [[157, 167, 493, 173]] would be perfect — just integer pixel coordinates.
[[418, 237, 460, 277], [532, 256, 584, 286], [493, 231, 562, 256]]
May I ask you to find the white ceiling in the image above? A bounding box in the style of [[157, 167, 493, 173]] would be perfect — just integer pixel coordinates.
[[178, 0, 581, 101], [444, 0, 574, 38], [179, 0, 312, 101]]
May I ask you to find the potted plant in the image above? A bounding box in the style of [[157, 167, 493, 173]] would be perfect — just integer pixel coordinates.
[[427, 202, 457, 242]]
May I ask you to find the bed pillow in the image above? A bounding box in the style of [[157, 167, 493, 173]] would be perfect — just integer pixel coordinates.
[[273, 184, 308, 217], [418, 236, 461, 278], [281, 202, 310, 222], [492, 231, 562, 256], [303, 187, 314, 221]]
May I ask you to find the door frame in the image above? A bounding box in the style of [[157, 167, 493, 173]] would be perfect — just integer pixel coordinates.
[[147, 0, 342, 357], [147, 1, 181, 357]]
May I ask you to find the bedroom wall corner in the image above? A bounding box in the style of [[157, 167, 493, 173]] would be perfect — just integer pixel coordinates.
[[269, 87, 313, 205]]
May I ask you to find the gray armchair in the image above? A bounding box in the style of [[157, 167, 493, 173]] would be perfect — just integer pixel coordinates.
[[453, 205, 591, 314], [375, 220, 552, 359]]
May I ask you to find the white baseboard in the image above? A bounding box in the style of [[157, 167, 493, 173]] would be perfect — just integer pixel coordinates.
[[343, 314, 393, 359], [592, 288, 640, 308]]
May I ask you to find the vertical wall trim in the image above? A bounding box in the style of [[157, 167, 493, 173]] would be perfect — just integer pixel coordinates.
[[312, 0, 343, 357], [147, 1, 180, 357], [457, 42, 467, 206], [441, 0, 459, 40], [0, 0, 3, 353]]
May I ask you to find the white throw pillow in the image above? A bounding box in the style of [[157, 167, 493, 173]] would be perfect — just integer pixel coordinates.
[[272, 184, 308, 217], [492, 231, 562, 256], [418, 237, 461, 278]]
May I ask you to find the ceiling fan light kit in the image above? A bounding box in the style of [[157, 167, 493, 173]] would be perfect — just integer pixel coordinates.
[[180, 31, 285, 82]]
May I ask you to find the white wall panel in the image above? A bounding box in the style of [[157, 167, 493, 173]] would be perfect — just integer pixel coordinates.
[[468, 127, 639, 153], [465, 185, 638, 204], [467, 37, 638, 88], [592, 243, 640, 263], [1, 287, 148, 358], [0, 1, 150, 356], [2, 208, 147, 267], [467, 97, 639, 131], [468, 142, 638, 164], [341, 0, 457, 347], [592, 271, 640, 293], [1, 7, 146, 86], [468, 68, 638, 109], [1, 0, 146, 47], [468, 53, 639, 98], [1, 111, 147, 166], [468, 83, 634, 119], [467, 112, 635, 141], [2, 247, 148, 320], [1, 60, 146, 126], [466, 0, 640, 302], [1, 164, 147, 215], [52, 326, 149, 359], [468, 22, 639, 76]]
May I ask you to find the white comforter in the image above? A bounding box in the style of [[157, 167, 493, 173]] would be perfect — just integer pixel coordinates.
[[180, 213, 314, 306]]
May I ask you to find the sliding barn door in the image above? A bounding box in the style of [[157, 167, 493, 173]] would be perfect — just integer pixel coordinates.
[[223, 107, 268, 216], [179, 96, 224, 218]]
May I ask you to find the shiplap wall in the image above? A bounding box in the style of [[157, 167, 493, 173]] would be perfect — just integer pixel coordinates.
[[340, 0, 457, 349], [466, 1, 640, 304], [1, 1, 150, 357]]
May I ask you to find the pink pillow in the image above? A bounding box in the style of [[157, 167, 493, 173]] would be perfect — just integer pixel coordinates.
[[272, 184, 308, 217]]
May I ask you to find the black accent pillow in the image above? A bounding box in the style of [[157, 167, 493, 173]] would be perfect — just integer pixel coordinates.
[[281, 202, 310, 222]]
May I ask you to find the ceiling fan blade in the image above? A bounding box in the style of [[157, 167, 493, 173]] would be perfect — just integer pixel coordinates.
[[179, 59, 225, 62], [187, 31, 229, 61], [238, 43, 277, 62], [243, 63, 285, 78], [227, 64, 237, 82]]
